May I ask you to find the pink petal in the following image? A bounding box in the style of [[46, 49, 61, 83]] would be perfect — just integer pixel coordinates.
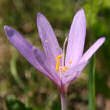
[[65, 9, 86, 67], [37, 13, 62, 65], [32, 47, 61, 86], [80, 37, 105, 63], [4, 26, 53, 80], [62, 62, 87, 86]]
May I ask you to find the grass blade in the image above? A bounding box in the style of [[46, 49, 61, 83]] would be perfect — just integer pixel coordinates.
[[10, 51, 25, 90], [88, 55, 96, 110]]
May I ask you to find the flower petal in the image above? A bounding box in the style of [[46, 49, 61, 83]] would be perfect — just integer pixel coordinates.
[[80, 37, 105, 63], [65, 9, 86, 67], [62, 61, 88, 86], [37, 13, 62, 65], [4, 26, 52, 79], [32, 47, 61, 86]]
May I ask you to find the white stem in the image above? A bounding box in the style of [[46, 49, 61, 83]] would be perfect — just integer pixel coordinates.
[[60, 93, 67, 110], [62, 37, 68, 67]]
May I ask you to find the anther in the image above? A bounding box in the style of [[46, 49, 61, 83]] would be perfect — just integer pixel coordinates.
[[69, 61, 72, 64], [63, 66, 68, 72], [56, 55, 62, 71], [56, 55, 62, 61]]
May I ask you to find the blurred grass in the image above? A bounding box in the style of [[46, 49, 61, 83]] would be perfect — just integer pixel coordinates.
[[10, 51, 25, 90], [0, 0, 110, 110]]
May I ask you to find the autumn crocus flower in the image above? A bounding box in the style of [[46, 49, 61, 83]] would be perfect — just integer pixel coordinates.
[[4, 9, 105, 110]]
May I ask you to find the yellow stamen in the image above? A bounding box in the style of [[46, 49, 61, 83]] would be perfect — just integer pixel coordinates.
[[59, 67, 63, 69], [56, 55, 71, 73], [56, 60, 60, 71], [69, 61, 72, 64], [56, 55, 62, 61], [63, 66, 68, 72], [56, 55, 62, 71]]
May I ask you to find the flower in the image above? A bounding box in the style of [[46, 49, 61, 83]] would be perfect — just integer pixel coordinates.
[[4, 9, 105, 93]]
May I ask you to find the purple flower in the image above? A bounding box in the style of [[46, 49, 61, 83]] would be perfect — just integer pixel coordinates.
[[4, 9, 105, 93]]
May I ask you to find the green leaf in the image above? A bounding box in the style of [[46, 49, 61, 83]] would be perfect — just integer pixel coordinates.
[[88, 56, 96, 110], [10, 51, 25, 90], [5, 95, 32, 110]]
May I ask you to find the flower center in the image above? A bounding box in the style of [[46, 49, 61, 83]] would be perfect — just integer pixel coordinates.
[[56, 54, 72, 73]]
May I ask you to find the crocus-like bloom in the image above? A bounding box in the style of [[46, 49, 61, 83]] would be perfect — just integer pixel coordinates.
[[4, 9, 105, 103]]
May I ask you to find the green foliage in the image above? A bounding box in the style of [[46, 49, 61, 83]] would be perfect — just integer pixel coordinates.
[[5, 96, 32, 110], [39, 0, 73, 21], [51, 100, 61, 110], [88, 56, 96, 110], [10, 51, 25, 90]]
